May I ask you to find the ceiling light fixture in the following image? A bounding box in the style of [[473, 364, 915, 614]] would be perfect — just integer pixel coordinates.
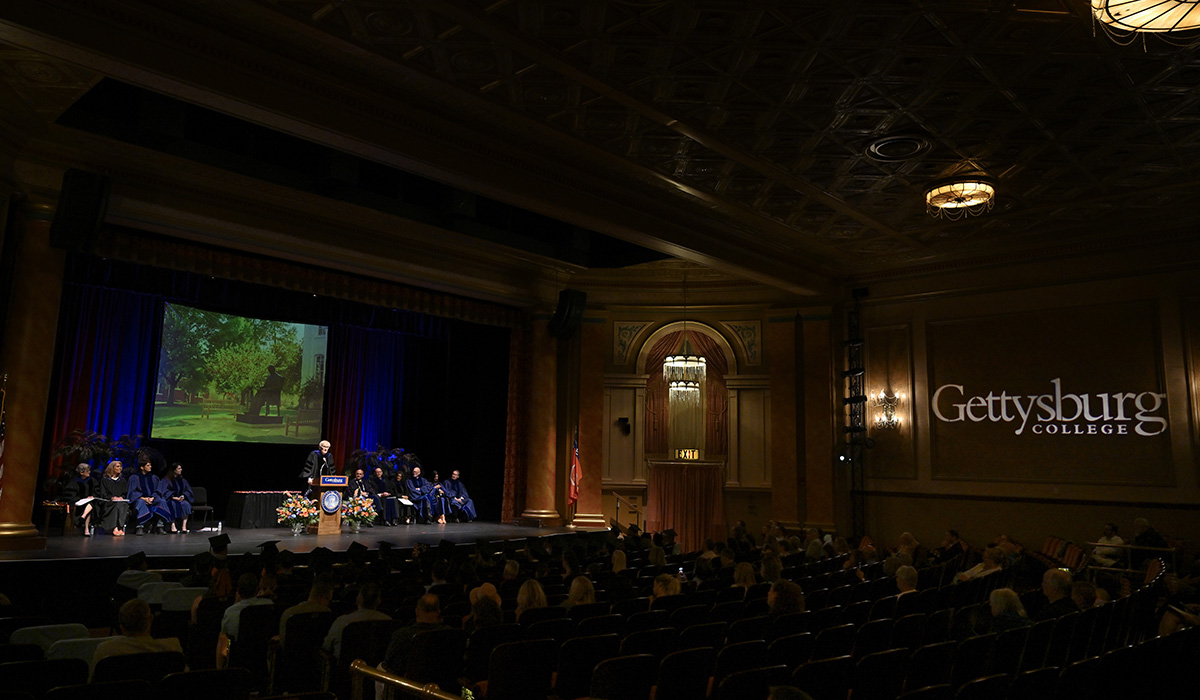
[[925, 180, 996, 220], [1092, 1, 1200, 44]]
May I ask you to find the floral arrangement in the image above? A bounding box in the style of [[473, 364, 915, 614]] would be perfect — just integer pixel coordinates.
[[277, 492, 318, 526], [342, 495, 377, 525]]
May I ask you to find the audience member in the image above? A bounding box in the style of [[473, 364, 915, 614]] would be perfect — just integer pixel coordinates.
[[767, 580, 805, 617], [93, 598, 183, 675], [956, 547, 1005, 582], [1033, 569, 1078, 621], [1132, 518, 1168, 568], [760, 554, 783, 584], [562, 576, 595, 608], [217, 573, 273, 668], [323, 581, 390, 660], [279, 576, 335, 646], [732, 562, 757, 591], [1071, 580, 1097, 611], [515, 579, 547, 622], [652, 573, 681, 600], [989, 588, 1031, 632], [1091, 522, 1124, 567], [116, 551, 162, 591], [381, 594, 448, 676]]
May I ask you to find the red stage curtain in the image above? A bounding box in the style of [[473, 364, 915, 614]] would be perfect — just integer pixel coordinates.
[[645, 461, 726, 552]]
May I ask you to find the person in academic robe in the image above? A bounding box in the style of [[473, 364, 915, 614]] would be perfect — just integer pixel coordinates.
[[61, 463, 98, 535], [429, 471, 451, 525], [405, 466, 440, 524], [347, 468, 375, 528], [98, 460, 130, 536], [441, 470, 476, 522], [299, 439, 335, 495], [157, 462, 194, 533], [369, 466, 400, 526], [128, 458, 172, 535]]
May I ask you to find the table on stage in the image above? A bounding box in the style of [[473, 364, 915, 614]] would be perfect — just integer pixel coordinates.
[[225, 491, 296, 529]]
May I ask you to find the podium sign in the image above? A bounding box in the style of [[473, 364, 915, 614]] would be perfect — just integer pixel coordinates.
[[313, 475, 347, 535]]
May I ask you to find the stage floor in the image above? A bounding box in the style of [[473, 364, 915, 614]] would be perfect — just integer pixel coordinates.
[[0, 521, 585, 562]]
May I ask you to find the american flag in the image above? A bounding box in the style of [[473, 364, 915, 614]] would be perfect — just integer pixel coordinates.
[[568, 427, 581, 506]]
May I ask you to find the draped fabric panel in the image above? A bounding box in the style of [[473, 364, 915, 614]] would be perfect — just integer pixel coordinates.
[[49, 285, 161, 456], [324, 325, 408, 472], [644, 462, 726, 552], [501, 323, 530, 522], [643, 330, 728, 456]]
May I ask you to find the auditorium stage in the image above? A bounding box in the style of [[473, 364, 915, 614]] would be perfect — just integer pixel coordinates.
[[0, 521, 586, 563]]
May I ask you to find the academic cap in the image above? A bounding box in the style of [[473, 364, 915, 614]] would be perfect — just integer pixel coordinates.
[[347, 541, 368, 556], [209, 533, 231, 550], [127, 551, 147, 568], [257, 540, 280, 559], [662, 529, 677, 538], [377, 541, 394, 553]]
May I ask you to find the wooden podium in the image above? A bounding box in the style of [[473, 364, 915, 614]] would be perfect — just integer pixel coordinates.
[[312, 474, 347, 535]]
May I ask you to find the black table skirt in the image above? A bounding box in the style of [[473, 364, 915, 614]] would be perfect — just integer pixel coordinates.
[[225, 491, 295, 529]]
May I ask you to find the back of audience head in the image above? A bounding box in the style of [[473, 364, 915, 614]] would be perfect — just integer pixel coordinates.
[[118, 598, 154, 636], [516, 579, 547, 616], [733, 562, 756, 589], [567, 576, 596, 606], [415, 593, 441, 621], [653, 573, 681, 598], [760, 555, 783, 583], [768, 579, 805, 616], [612, 549, 627, 573], [358, 581, 382, 610], [1042, 568, 1073, 601], [989, 587, 1027, 619], [236, 573, 259, 601], [896, 565, 918, 593]]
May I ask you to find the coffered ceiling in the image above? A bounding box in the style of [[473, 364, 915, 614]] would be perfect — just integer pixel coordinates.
[[1, 0, 1199, 303]]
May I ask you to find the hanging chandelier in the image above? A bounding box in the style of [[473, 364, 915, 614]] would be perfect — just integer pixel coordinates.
[[664, 271, 706, 389], [925, 180, 995, 220], [1092, 1, 1200, 34]]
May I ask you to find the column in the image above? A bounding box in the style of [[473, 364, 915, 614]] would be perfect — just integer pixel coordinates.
[[571, 320, 607, 528], [520, 320, 561, 526], [768, 311, 803, 528], [0, 211, 64, 549]]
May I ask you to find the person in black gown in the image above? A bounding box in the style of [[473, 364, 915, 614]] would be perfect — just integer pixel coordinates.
[[299, 440, 335, 495], [61, 463, 97, 535], [369, 466, 399, 526], [98, 460, 131, 536]]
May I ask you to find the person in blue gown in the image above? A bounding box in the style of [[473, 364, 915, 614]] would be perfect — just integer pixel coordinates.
[[157, 462, 194, 533], [405, 466, 440, 524], [441, 469, 476, 522], [128, 458, 172, 534]]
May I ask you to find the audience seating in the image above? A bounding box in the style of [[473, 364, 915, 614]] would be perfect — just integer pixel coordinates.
[[852, 647, 909, 700], [93, 650, 187, 684], [158, 668, 253, 700], [588, 653, 656, 700], [9, 624, 90, 653], [0, 643, 43, 663], [767, 632, 814, 670], [792, 653, 853, 700], [554, 633, 620, 700], [955, 673, 1009, 700], [0, 658, 89, 697], [714, 664, 789, 700], [43, 680, 153, 700], [678, 620, 727, 651], [619, 626, 677, 661], [485, 639, 555, 700], [655, 646, 715, 700], [46, 636, 119, 671]]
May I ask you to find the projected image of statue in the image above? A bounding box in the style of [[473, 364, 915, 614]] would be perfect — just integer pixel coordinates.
[[149, 303, 328, 444]]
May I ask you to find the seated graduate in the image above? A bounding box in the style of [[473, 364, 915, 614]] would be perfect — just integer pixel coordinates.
[[97, 460, 130, 537], [368, 466, 400, 526], [440, 469, 476, 522], [128, 457, 173, 535], [62, 462, 97, 536], [429, 471, 451, 525], [157, 462, 194, 533], [405, 466, 439, 524]]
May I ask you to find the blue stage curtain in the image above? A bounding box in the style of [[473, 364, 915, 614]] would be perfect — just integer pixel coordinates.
[[49, 284, 161, 461], [325, 324, 412, 471]]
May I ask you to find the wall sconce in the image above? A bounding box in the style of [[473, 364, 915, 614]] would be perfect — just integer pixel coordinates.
[[872, 390, 905, 429]]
